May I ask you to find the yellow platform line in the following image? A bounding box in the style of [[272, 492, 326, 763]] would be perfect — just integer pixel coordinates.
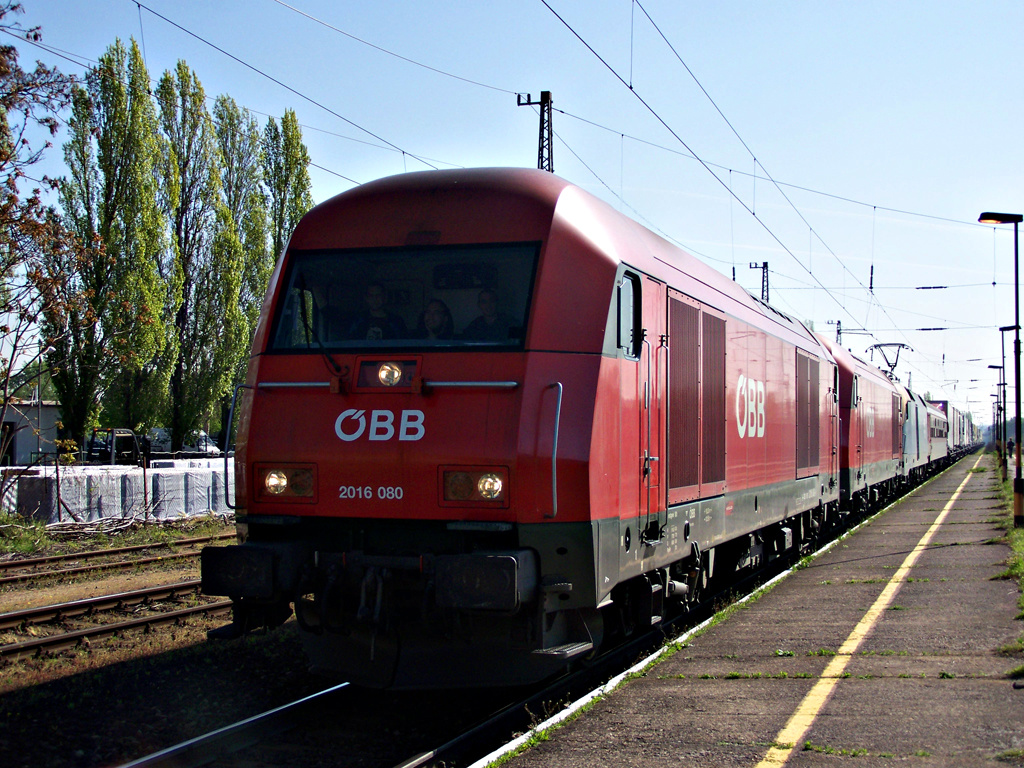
[[755, 454, 983, 767]]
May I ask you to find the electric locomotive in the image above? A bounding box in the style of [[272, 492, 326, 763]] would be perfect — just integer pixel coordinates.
[[203, 168, 843, 688], [818, 339, 904, 509], [902, 388, 936, 484]]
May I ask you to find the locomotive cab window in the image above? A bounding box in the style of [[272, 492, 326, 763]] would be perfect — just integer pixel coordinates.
[[270, 243, 540, 351], [618, 271, 642, 359]]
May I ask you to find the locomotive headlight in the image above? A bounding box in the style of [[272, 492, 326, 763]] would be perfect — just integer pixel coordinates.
[[256, 464, 317, 502], [441, 467, 509, 507], [378, 362, 403, 386], [477, 473, 503, 500], [264, 470, 289, 495]]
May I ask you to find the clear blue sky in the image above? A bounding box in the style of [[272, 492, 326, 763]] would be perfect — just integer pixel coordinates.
[[14, 0, 1024, 425]]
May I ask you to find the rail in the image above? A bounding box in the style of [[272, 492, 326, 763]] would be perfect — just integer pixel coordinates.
[[117, 683, 350, 768], [0, 533, 233, 573], [0, 580, 201, 630], [0, 550, 203, 587], [1, 600, 232, 660]]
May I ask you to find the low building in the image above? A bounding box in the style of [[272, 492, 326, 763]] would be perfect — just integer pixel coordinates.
[[1, 398, 61, 466]]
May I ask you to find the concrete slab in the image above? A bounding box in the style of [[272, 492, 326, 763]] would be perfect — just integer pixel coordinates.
[[500, 454, 1024, 767]]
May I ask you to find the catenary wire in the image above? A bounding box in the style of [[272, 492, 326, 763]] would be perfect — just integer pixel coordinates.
[[539, 0, 870, 334], [542, 0, 974, 397], [133, 1, 439, 170], [4, 18, 460, 186], [267, 0, 518, 96], [628, 3, 990, 398]]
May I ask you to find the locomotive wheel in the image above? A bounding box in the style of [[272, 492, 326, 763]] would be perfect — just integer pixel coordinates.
[[605, 580, 651, 640], [615, 584, 637, 638]]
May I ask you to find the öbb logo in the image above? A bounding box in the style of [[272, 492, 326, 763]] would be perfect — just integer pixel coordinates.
[[334, 409, 425, 442], [736, 375, 765, 438]]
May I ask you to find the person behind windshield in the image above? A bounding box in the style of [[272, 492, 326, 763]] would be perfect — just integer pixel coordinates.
[[462, 288, 513, 342], [416, 299, 454, 340], [346, 282, 407, 341]]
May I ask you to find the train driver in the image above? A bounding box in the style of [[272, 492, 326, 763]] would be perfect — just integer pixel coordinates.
[[416, 299, 455, 340], [346, 282, 407, 341], [462, 288, 514, 342]]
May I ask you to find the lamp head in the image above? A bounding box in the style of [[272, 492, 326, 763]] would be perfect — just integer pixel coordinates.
[[979, 212, 1024, 224]]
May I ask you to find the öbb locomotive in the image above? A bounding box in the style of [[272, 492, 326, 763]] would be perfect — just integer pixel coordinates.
[[202, 168, 978, 688]]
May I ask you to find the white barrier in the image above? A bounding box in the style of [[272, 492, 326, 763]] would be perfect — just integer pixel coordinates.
[[12, 461, 235, 524]]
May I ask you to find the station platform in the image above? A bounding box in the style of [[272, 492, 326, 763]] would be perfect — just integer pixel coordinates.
[[500, 453, 1024, 767]]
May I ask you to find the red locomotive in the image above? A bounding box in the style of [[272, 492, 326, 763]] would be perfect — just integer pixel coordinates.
[[202, 168, 972, 688], [819, 339, 903, 509]]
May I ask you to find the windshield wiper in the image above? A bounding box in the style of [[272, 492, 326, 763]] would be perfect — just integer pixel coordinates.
[[297, 273, 344, 377]]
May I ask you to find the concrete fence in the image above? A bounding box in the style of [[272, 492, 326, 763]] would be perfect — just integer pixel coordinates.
[[5, 459, 235, 524]]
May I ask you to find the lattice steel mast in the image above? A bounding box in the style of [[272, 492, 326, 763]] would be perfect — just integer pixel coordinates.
[[517, 91, 553, 172]]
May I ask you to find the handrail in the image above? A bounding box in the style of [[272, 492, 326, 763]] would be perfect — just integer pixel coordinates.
[[547, 382, 563, 519], [424, 380, 519, 389], [255, 380, 518, 390], [224, 383, 252, 510]]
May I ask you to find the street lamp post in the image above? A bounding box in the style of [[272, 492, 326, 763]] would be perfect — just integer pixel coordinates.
[[990, 364, 1005, 480], [999, 325, 1017, 481], [981, 212, 1024, 528], [993, 394, 1000, 451]]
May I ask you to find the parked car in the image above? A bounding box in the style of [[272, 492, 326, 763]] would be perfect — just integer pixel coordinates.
[[186, 430, 222, 455], [146, 427, 222, 456], [146, 427, 172, 453], [86, 428, 143, 466]]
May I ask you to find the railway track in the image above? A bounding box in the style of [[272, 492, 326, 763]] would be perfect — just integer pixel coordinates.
[[0, 579, 231, 660], [116, 678, 538, 768], [0, 579, 204, 630], [110, 543, 805, 768], [117, 683, 352, 768], [0, 532, 234, 586]]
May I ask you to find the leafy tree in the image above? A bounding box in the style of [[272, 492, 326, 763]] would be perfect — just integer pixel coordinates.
[[263, 108, 313, 262], [158, 62, 243, 450], [0, 2, 73, 467], [213, 95, 269, 447], [48, 38, 171, 442]]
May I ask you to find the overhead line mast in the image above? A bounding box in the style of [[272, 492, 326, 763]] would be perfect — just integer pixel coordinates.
[[518, 91, 554, 172], [750, 261, 769, 303]]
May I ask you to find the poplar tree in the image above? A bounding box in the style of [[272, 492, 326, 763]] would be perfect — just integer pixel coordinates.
[[214, 95, 269, 350], [157, 62, 242, 451], [213, 95, 269, 447], [263, 108, 313, 262], [49, 38, 171, 443]]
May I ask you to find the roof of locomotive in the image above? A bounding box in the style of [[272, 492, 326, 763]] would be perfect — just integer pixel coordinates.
[[291, 167, 568, 247], [819, 336, 908, 404], [289, 167, 829, 356]]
